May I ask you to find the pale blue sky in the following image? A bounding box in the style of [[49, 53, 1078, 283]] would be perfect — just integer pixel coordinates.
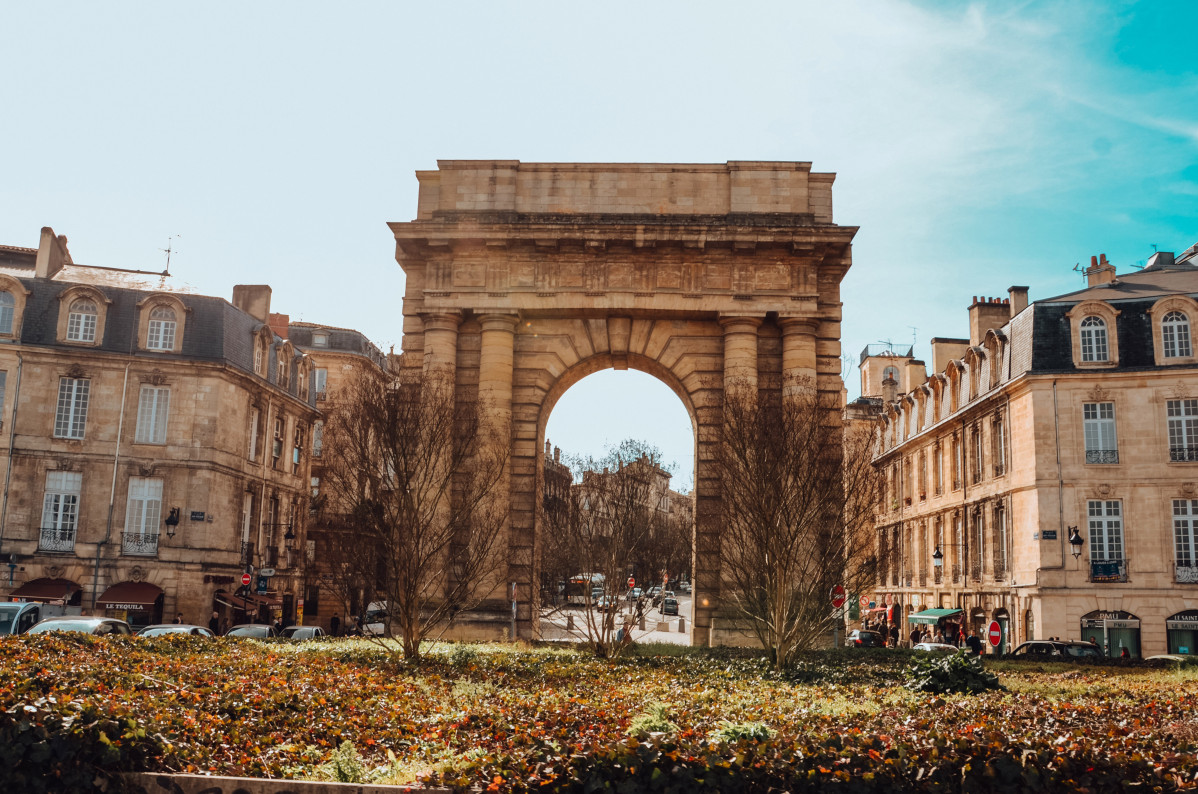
[[2, 1, 1195, 489]]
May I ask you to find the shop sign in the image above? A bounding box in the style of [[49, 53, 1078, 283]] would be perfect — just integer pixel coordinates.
[[1167, 621, 1198, 631], [104, 603, 146, 611]]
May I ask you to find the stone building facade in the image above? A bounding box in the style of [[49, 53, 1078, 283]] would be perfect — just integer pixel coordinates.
[[390, 160, 856, 644], [0, 228, 319, 630], [871, 242, 1198, 657]]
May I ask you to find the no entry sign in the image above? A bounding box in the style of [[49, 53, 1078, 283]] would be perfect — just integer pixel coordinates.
[[830, 584, 846, 608], [241, 572, 252, 587], [987, 620, 1002, 647]]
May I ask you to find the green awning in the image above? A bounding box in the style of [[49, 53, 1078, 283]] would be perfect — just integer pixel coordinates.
[[908, 608, 963, 625]]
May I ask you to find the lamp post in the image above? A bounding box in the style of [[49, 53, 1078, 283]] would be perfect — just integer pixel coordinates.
[[164, 507, 180, 540], [1068, 526, 1085, 559]]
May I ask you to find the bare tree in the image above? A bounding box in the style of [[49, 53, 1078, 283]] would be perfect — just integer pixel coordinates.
[[320, 368, 509, 660], [717, 381, 879, 669], [539, 440, 680, 657]]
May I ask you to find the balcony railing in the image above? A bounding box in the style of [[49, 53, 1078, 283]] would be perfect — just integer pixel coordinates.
[[1171, 446, 1198, 462], [933, 568, 943, 585], [1090, 558, 1128, 583], [240, 540, 255, 567], [38, 527, 76, 552], [122, 532, 159, 556], [1176, 562, 1198, 583], [1086, 449, 1119, 464], [951, 565, 961, 584]]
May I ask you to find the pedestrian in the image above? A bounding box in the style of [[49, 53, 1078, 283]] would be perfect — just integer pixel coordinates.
[[208, 611, 220, 634], [274, 617, 283, 633], [888, 623, 899, 648], [330, 613, 341, 637], [173, 613, 183, 624], [1120, 646, 1130, 658], [909, 626, 920, 647], [966, 632, 983, 655]]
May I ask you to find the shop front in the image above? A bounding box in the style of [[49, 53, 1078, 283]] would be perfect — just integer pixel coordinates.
[[7, 577, 82, 605], [1166, 610, 1198, 655], [96, 581, 164, 629], [1081, 610, 1141, 658]]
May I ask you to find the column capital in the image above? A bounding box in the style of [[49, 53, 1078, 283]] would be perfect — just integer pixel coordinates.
[[778, 316, 819, 335], [478, 312, 520, 333], [420, 310, 462, 332], [718, 315, 764, 331]]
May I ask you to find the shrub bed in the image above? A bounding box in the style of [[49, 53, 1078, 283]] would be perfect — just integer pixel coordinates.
[[2, 635, 1197, 792]]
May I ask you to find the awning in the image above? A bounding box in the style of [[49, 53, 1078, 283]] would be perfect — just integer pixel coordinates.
[[8, 578, 80, 603], [214, 590, 254, 612], [908, 608, 963, 625], [96, 581, 163, 611]]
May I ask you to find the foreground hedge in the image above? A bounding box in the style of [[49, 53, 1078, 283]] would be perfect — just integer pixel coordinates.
[[2, 635, 1198, 792]]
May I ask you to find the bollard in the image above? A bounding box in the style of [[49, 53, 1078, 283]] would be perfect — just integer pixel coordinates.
[[678, 617, 686, 633], [566, 615, 574, 631], [639, 616, 646, 631]]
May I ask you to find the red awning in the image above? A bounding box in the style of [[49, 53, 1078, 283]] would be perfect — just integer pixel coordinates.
[[96, 581, 163, 611], [8, 578, 80, 603]]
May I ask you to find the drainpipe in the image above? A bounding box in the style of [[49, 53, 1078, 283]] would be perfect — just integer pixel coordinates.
[[0, 354, 24, 576], [1041, 380, 1067, 571], [92, 363, 132, 610]]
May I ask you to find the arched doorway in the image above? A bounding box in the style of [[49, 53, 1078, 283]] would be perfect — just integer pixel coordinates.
[[390, 160, 857, 645], [1081, 609, 1141, 658], [1166, 610, 1198, 655]]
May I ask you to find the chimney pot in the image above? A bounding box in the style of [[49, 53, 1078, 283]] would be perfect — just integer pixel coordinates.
[[1091, 255, 1098, 267]]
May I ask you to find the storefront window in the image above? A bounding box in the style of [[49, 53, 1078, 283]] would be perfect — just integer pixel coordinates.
[[1081, 609, 1141, 658], [1166, 609, 1198, 655]]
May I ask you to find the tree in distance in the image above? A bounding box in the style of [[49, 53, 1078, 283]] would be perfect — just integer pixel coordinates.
[[717, 378, 879, 670], [319, 368, 509, 661]]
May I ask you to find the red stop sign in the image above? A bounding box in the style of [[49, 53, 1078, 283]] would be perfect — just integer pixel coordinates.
[[830, 584, 846, 608], [987, 621, 1002, 647], [627, 577, 635, 588], [241, 572, 252, 587]]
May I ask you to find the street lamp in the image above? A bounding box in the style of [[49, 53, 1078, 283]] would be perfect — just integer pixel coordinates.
[[1068, 526, 1085, 559], [164, 507, 180, 539], [931, 546, 944, 568]]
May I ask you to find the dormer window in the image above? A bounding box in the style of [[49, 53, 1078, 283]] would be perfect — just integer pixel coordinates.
[[1163, 311, 1192, 359], [67, 300, 98, 342], [0, 292, 14, 335], [147, 306, 177, 350], [312, 332, 329, 347], [1080, 316, 1108, 362]]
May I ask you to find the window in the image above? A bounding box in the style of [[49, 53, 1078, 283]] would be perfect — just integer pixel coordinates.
[[241, 492, 254, 543], [54, 377, 90, 439], [292, 424, 304, 471], [932, 441, 942, 495], [1163, 311, 1192, 359], [254, 344, 264, 376], [1088, 500, 1124, 562], [312, 420, 323, 458], [277, 359, 288, 389], [248, 407, 260, 461], [1168, 399, 1198, 462], [123, 477, 162, 555], [971, 426, 983, 484], [1080, 316, 1109, 362], [134, 386, 170, 444], [0, 292, 13, 334], [918, 451, 927, 499], [40, 471, 81, 552], [314, 368, 328, 400], [66, 300, 98, 342], [1173, 499, 1198, 572], [312, 332, 329, 347], [0, 371, 6, 424], [994, 502, 1008, 576], [147, 306, 177, 350], [992, 413, 1007, 475], [951, 434, 962, 490], [310, 476, 320, 497], [1083, 402, 1118, 464], [272, 417, 284, 466]]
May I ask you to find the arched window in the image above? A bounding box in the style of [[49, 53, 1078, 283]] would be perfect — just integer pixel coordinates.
[[1080, 316, 1109, 362], [883, 366, 899, 385], [0, 292, 14, 335], [1163, 311, 1192, 359], [147, 306, 177, 350], [67, 299, 98, 342]]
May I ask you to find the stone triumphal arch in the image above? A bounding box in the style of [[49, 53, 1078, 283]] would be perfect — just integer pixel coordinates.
[[389, 160, 857, 645]]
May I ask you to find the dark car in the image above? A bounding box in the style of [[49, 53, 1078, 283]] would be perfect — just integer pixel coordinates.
[[137, 624, 215, 637], [661, 597, 679, 616], [27, 617, 131, 636], [281, 625, 325, 640], [225, 623, 279, 638], [1012, 640, 1101, 658], [847, 629, 885, 648]]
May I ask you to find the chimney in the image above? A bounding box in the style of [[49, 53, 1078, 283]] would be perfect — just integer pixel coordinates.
[[268, 312, 290, 340], [968, 296, 1010, 346], [1085, 253, 1117, 287], [1008, 286, 1029, 318], [232, 285, 272, 324], [882, 372, 898, 404], [1146, 251, 1175, 270], [554, 446, 561, 463], [905, 360, 927, 389], [545, 440, 552, 457], [931, 337, 970, 374], [35, 227, 72, 279]]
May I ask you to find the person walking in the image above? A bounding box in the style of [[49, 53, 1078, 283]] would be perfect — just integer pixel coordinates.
[[330, 613, 341, 637], [172, 613, 183, 624], [208, 611, 220, 635]]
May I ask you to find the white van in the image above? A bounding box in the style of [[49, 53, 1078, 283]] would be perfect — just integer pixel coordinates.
[[363, 601, 389, 636], [0, 602, 81, 635]]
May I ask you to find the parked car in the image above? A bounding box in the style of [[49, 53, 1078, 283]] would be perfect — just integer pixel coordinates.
[[1011, 640, 1101, 658], [625, 587, 643, 602], [225, 623, 279, 638], [27, 616, 131, 636], [675, 582, 691, 594], [913, 642, 959, 653], [595, 596, 618, 613], [137, 624, 215, 637], [363, 601, 390, 635], [281, 625, 325, 640], [661, 597, 679, 616], [846, 629, 885, 648], [0, 601, 83, 636]]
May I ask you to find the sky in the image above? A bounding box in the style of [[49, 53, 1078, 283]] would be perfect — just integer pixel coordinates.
[[2, 1, 1196, 491]]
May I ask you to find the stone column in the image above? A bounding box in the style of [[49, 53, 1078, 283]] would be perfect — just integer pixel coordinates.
[[779, 317, 818, 403], [421, 311, 462, 380], [477, 313, 518, 436], [719, 316, 762, 401]]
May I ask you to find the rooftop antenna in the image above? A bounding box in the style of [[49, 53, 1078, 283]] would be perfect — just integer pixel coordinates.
[[875, 338, 895, 356], [160, 235, 179, 276], [908, 326, 918, 353]]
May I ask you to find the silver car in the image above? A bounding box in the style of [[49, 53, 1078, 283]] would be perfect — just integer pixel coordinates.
[[27, 616, 131, 636], [280, 625, 324, 640], [137, 624, 216, 637]]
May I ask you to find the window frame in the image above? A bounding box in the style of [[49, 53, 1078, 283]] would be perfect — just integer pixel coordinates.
[[1066, 301, 1120, 368], [136, 295, 188, 354], [1167, 398, 1198, 463], [1087, 499, 1124, 562], [40, 471, 82, 551], [123, 476, 163, 555], [134, 385, 170, 444], [1173, 499, 1198, 571], [1083, 401, 1119, 464], [54, 377, 90, 439]]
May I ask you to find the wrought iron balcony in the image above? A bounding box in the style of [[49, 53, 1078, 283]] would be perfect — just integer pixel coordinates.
[[1086, 449, 1119, 464], [1090, 558, 1128, 583], [1170, 446, 1198, 462], [933, 569, 943, 585], [1176, 562, 1198, 584], [951, 565, 961, 584], [122, 532, 159, 556], [38, 527, 76, 552]]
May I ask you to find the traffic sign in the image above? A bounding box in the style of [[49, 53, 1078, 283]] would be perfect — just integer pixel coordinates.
[[259, 568, 276, 578], [987, 621, 1002, 647], [627, 576, 635, 588], [241, 572, 252, 587], [830, 584, 846, 608], [858, 594, 870, 609]]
